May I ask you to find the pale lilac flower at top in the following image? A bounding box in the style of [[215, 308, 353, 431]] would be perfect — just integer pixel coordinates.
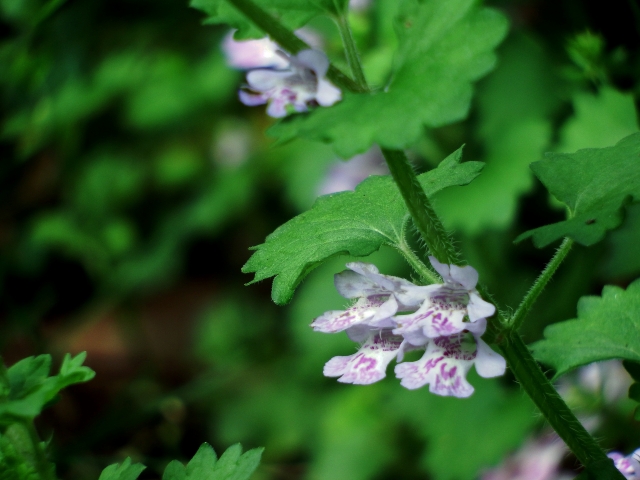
[[394, 319, 506, 397], [609, 450, 640, 480], [310, 262, 430, 336], [324, 330, 407, 385], [222, 31, 289, 70], [393, 256, 496, 344], [239, 49, 342, 118], [317, 147, 388, 197]]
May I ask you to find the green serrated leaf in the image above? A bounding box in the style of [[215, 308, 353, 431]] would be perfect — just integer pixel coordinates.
[[0, 353, 95, 424], [162, 443, 263, 480], [531, 278, 640, 378], [189, 0, 322, 39], [242, 146, 483, 304], [269, 0, 508, 158], [98, 458, 146, 480], [516, 132, 640, 248]]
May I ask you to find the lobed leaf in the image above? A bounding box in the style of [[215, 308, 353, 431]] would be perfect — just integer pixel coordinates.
[[163, 443, 263, 480], [516, 132, 640, 248], [269, 0, 508, 158], [531, 278, 640, 378], [0, 353, 95, 424], [189, 0, 323, 39], [99, 458, 146, 480], [242, 146, 483, 304]]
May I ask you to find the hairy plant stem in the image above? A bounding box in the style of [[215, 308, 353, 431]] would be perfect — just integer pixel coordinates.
[[334, 13, 368, 90], [498, 331, 624, 478], [511, 237, 574, 331], [226, 0, 366, 93], [223, 0, 624, 476], [396, 241, 439, 285], [382, 148, 461, 265]]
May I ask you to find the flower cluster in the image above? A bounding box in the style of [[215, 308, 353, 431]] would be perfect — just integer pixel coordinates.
[[311, 257, 506, 397], [222, 31, 341, 118]]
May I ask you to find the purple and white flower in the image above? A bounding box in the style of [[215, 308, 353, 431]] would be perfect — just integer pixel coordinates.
[[310, 262, 430, 335], [394, 321, 506, 397], [323, 330, 407, 385], [393, 256, 496, 344], [313, 258, 504, 396], [222, 32, 289, 70], [608, 450, 640, 480], [239, 49, 341, 117]]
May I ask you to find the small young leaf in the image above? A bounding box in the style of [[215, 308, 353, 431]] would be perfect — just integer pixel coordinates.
[[531, 278, 640, 378], [269, 0, 508, 157], [242, 146, 483, 304], [515, 132, 640, 248], [0, 353, 95, 424], [162, 443, 263, 480], [190, 0, 323, 39], [99, 458, 146, 480]]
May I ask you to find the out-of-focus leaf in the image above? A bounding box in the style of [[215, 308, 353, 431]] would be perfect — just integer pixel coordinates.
[[308, 387, 394, 480], [531, 279, 640, 378], [269, 0, 508, 158], [243, 146, 483, 304], [602, 202, 640, 280], [436, 34, 554, 233], [0, 353, 95, 423], [98, 458, 146, 480], [559, 87, 638, 153], [390, 372, 536, 480], [515, 132, 640, 247], [189, 0, 323, 39], [162, 443, 263, 480]]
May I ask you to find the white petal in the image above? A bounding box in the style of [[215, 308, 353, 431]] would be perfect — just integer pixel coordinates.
[[428, 256, 451, 281], [449, 265, 479, 290], [335, 268, 381, 298], [326, 332, 402, 385], [395, 343, 474, 397], [238, 90, 268, 106], [394, 284, 439, 309], [369, 295, 399, 325], [465, 317, 487, 336], [246, 69, 292, 91], [467, 292, 496, 321], [222, 32, 288, 69], [310, 295, 397, 333], [346, 262, 400, 292], [346, 324, 371, 342], [266, 98, 290, 117], [295, 49, 329, 77], [323, 355, 352, 377], [393, 293, 468, 339], [475, 339, 506, 378], [315, 79, 341, 106]]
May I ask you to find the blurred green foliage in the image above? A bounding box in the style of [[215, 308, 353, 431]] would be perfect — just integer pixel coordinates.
[[0, 0, 640, 479]]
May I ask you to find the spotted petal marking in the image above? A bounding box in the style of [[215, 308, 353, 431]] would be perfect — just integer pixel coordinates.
[[393, 286, 470, 341], [323, 332, 404, 385], [311, 295, 398, 333], [395, 334, 477, 397]]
